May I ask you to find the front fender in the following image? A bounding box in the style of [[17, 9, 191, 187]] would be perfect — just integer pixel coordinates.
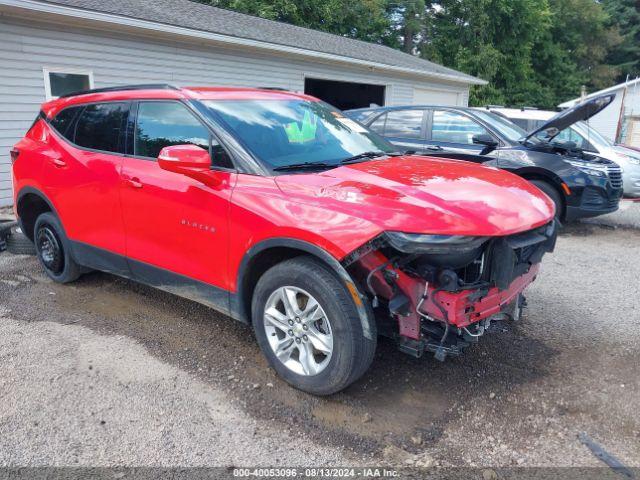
[[232, 237, 376, 340]]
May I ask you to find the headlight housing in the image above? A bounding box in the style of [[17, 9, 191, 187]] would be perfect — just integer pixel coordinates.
[[384, 232, 487, 254], [565, 160, 607, 178]]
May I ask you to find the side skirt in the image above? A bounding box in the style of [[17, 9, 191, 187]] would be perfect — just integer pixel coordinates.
[[69, 241, 243, 322]]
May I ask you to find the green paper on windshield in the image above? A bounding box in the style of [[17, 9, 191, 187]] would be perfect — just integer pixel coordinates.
[[284, 110, 318, 144]]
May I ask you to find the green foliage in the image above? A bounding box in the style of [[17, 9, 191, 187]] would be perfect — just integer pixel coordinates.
[[208, 0, 390, 42], [602, 0, 640, 80], [198, 0, 639, 108]]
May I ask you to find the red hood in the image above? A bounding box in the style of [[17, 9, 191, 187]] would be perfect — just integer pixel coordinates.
[[274, 156, 555, 237]]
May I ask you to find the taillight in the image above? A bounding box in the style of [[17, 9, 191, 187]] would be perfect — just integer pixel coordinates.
[[10, 148, 20, 164]]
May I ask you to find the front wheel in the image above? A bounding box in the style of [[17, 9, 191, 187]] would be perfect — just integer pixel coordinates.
[[252, 256, 376, 395]]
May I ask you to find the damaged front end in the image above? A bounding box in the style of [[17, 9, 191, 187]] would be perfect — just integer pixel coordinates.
[[343, 221, 558, 361]]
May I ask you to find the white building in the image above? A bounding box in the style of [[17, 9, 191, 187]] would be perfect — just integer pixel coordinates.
[[559, 78, 640, 148], [0, 0, 485, 206]]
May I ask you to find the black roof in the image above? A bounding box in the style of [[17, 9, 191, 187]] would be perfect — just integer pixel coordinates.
[[39, 0, 484, 84]]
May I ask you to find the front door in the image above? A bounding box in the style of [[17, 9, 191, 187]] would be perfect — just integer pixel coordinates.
[[426, 109, 494, 161], [120, 100, 236, 304]]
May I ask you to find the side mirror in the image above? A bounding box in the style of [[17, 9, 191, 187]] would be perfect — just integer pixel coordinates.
[[158, 144, 210, 174], [472, 134, 498, 147]]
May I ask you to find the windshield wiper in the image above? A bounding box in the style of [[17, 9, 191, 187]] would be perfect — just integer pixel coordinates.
[[272, 161, 336, 172], [340, 151, 394, 165]]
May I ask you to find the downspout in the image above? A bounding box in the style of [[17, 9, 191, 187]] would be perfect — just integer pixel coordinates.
[[614, 76, 629, 143]]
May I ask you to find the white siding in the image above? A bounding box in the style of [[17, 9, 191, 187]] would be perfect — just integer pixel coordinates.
[[0, 16, 470, 206]]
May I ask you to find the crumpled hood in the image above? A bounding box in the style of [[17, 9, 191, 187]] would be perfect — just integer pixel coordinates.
[[275, 156, 555, 237]]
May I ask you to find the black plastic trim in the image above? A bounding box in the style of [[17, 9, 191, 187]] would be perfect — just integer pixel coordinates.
[[233, 237, 375, 339], [69, 240, 236, 319]]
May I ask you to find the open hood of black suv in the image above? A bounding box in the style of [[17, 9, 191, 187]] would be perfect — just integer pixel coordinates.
[[525, 94, 615, 142]]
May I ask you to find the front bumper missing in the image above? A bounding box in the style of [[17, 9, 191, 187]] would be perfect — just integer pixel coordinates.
[[356, 249, 539, 341], [346, 223, 557, 360]]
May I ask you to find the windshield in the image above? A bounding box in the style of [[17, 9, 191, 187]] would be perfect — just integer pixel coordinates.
[[472, 110, 528, 142], [202, 99, 394, 170], [575, 121, 612, 148]]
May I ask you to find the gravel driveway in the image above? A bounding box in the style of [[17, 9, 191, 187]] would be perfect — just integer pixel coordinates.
[[1, 202, 639, 470]]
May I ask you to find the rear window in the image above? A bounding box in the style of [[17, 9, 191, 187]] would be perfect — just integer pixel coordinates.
[[73, 102, 127, 153], [384, 110, 424, 138]]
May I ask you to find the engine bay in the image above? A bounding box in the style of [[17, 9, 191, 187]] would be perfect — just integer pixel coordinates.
[[345, 221, 558, 360]]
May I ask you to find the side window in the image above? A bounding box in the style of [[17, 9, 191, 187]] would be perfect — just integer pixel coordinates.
[[74, 102, 127, 153], [553, 128, 593, 150], [368, 113, 387, 134], [431, 110, 490, 145], [135, 101, 233, 169], [50, 106, 83, 140], [511, 118, 530, 130], [384, 110, 424, 138]]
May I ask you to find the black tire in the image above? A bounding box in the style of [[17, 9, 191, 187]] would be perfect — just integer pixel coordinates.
[[34, 212, 83, 283], [5, 227, 36, 255], [531, 180, 563, 220], [252, 256, 376, 395]]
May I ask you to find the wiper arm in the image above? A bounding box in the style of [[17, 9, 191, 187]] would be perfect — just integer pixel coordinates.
[[340, 151, 391, 165], [272, 161, 335, 172]]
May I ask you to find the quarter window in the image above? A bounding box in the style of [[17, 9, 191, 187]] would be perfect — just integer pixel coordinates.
[[432, 110, 490, 145], [50, 106, 83, 140], [384, 110, 424, 138], [134, 101, 233, 169], [74, 102, 127, 153]]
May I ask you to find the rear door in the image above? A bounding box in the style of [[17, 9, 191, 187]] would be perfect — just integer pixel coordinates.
[[367, 109, 426, 152], [120, 100, 236, 293], [426, 109, 495, 159], [42, 101, 129, 265]]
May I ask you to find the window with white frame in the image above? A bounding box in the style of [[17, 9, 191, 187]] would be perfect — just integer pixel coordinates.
[[43, 68, 94, 100]]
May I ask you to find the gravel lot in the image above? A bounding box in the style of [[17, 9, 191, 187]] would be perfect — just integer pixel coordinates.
[[0, 202, 639, 469]]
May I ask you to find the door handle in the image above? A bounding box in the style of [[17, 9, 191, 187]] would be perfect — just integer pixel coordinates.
[[51, 158, 67, 168], [126, 177, 143, 189], [427, 145, 443, 151]]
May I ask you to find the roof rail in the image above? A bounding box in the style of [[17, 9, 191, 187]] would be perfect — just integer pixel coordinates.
[[259, 87, 290, 91], [485, 105, 505, 109], [521, 106, 538, 111], [59, 83, 180, 98]]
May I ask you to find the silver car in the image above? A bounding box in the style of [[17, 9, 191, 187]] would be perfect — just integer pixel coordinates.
[[489, 108, 640, 197]]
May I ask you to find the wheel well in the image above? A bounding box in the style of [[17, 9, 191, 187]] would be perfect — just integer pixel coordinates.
[[239, 247, 320, 322], [16, 193, 52, 241], [518, 173, 566, 216]]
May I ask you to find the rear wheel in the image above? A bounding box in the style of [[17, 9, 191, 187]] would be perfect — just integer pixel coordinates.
[[252, 256, 376, 395], [531, 180, 563, 220], [34, 212, 83, 283]]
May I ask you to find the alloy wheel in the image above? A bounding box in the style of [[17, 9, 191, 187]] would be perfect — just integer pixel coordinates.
[[263, 286, 333, 376]]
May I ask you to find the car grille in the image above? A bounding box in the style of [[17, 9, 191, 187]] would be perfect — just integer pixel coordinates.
[[607, 164, 623, 188]]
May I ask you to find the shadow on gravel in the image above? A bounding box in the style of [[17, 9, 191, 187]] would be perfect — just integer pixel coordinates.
[[0, 257, 558, 454]]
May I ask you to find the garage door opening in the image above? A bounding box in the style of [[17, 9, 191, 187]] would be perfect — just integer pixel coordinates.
[[304, 78, 385, 111]]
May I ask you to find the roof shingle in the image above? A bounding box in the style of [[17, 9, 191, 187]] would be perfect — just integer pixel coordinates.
[[40, 0, 485, 84]]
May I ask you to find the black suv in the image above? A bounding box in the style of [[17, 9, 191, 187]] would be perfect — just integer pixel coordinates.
[[346, 95, 623, 221]]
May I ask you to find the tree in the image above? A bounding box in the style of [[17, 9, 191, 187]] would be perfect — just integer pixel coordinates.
[[195, 0, 633, 108], [602, 0, 640, 81], [209, 0, 391, 43], [420, 0, 550, 106]]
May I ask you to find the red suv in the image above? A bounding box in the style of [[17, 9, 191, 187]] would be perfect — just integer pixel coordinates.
[[12, 85, 557, 395]]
